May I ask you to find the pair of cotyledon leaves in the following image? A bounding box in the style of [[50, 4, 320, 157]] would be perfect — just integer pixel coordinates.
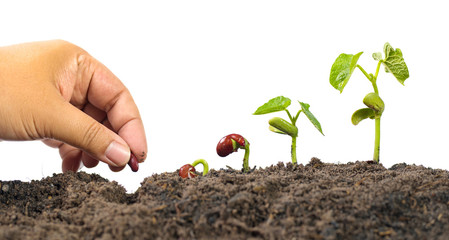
[[253, 96, 324, 136], [329, 42, 409, 125], [351, 93, 385, 125]]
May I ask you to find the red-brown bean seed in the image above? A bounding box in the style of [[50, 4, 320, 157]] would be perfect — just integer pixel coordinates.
[[128, 153, 139, 172]]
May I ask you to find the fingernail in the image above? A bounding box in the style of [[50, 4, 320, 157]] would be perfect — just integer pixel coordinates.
[[105, 141, 130, 167]]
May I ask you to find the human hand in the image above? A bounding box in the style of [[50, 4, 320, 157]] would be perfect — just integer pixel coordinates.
[[0, 40, 147, 172]]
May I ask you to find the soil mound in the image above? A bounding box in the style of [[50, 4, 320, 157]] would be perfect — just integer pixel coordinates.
[[1, 158, 448, 239]]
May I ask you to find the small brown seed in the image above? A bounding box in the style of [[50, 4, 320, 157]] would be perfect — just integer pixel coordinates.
[[179, 164, 197, 179], [128, 153, 139, 172]]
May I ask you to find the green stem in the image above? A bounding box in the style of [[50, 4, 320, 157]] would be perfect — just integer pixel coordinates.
[[371, 60, 383, 163], [357, 64, 371, 80], [371, 82, 379, 95], [373, 118, 381, 163], [242, 141, 250, 172], [371, 61, 383, 95], [357, 64, 379, 94], [192, 159, 209, 176], [374, 60, 383, 80], [291, 136, 297, 164], [292, 110, 302, 125], [359, 61, 384, 163], [285, 109, 294, 123]]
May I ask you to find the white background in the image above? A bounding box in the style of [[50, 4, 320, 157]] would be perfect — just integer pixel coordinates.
[[1, 1, 447, 192]]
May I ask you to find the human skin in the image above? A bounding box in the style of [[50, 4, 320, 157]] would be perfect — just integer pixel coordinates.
[[0, 40, 147, 172]]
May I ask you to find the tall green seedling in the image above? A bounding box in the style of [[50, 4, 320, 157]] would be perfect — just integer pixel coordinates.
[[329, 42, 409, 163], [254, 96, 324, 164]]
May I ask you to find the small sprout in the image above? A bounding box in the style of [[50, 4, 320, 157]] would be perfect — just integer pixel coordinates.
[[254, 96, 324, 164], [128, 153, 139, 172], [179, 159, 209, 179], [329, 42, 410, 163], [216, 134, 250, 173]]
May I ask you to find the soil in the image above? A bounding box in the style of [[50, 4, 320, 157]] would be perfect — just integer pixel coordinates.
[[1, 158, 448, 240]]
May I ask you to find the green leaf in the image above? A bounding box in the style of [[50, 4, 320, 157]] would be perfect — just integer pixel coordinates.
[[351, 108, 375, 125], [372, 52, 383, 61], [329, 52, 363, 93], [383, 42, 409, 85], [268, 117, 298, 137], [299, 102, 324, 135], [253, 96, 291, 115], [363, 92, 385, 115]]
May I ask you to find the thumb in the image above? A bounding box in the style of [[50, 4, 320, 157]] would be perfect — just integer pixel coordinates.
[[43, 100, 130, 167]]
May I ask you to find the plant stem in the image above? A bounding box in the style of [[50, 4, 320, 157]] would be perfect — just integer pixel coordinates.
[[357, 64, 371, 80], [192, 159, 209, 176], [291, 136, 297, 164], [371, 82, 379, 95], [374, 60, 382, 80], [243, 141, 250, 172], [285, 109, 294, 123], [359, 61, 383, 163], [371, 60, 383, 163], [292, 110, 301, 125], [286, 109, 299, 164], [371, 61, 382, 95], [373, 118, 381, 163]]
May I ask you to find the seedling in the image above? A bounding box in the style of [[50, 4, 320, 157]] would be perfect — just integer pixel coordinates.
[[329, 42, 409, 163], [216, 134, 250, 172], [253, 96, 324, 164], [128, 153, 139, 172], [179, 159, 209, 179]]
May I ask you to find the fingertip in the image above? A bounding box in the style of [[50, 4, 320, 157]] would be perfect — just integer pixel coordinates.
[[61, 150, 82, 173], [81, 152, 99, 168], [136, 150, 147, 163], [117, 118, 148, 163], [109, 165, 126, 172], [104, 141, 130, 167]]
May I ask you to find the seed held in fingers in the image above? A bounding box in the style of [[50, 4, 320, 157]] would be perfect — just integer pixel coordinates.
[[128, 153, 139, 172]]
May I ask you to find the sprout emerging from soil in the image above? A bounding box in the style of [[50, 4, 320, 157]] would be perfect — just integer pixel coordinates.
[[128, 153, 139, 172], [178, 159, 209, 179], [329, 42, 409, 163], [254, 96, 324, 164], [216, 134, 250, 173]]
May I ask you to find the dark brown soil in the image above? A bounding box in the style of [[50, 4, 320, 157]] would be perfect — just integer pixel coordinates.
[[1, 158, 449, 239]]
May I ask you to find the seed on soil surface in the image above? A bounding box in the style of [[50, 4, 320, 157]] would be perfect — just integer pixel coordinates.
[[179, 164, 197, 179]]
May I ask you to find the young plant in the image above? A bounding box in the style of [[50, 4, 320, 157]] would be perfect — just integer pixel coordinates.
[[253, 96, 324, 164], [179, 159, 209, 179], [216, 134, 250, 172], [329, 42, 409, 163]]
